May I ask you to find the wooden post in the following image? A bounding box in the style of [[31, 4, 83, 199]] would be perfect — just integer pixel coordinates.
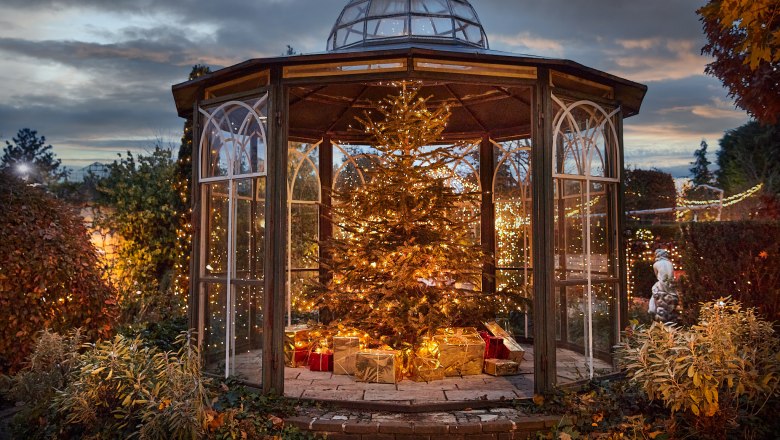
[[263, 69, 288, 395], [480, 135, 496, 294], [319, 136, 333, 287], [616, 110, 629, 339], [531, 69, 557, 394], [189, 98, 202, 344]]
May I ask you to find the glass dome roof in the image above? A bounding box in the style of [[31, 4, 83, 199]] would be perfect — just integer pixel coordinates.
[[327, 0, 488, 51]]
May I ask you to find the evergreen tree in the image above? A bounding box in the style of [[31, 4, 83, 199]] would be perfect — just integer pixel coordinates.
[[312, 85, 504, 348], [1, 128, 68, 184], [173, 65, 211, 305], [690, 140, 714, 185]]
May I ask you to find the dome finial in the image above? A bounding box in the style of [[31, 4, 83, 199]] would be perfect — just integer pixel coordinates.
[[327, 0, 488, 51]]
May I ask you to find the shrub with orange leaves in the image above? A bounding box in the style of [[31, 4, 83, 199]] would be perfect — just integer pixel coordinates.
[[0, 170, 117, 374]]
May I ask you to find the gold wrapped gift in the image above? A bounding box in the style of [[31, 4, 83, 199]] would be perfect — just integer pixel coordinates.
[[354, 350, 403, 384], [433, 327, 485, 377], [483, 321, 525, 363], [333, 336, 361, 375], [409, 340, 444, 382], [284, 325, 311, 368], [484, 358, 520, 376]]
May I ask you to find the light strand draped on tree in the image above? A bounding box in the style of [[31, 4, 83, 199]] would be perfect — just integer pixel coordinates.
[[311, 83, 513, 349]]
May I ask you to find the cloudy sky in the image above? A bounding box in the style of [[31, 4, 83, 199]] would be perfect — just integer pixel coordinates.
[[0, 0, 749, 177]]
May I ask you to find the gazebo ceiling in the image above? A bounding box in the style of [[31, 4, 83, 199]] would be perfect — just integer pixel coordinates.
[[289, 80, 531, 143]]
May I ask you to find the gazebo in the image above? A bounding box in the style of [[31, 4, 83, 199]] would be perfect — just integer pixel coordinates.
[[172, 0, 647, 396]]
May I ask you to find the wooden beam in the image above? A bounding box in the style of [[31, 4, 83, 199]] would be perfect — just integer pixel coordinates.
[[319, 136, 333, 287], [263, 68, 288, 395], [616, 109, 629, 345], [479, 135, 496, 294], [531, 68, 557, 394]]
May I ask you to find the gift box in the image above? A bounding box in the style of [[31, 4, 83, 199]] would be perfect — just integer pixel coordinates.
[[309, 351, 333, 372], [333, 336, 361, 375], [484, 358, 520, 376], [483, 321, 525, 363], [409, 340, 445, 382], [284, 325, 311, 368], [433, 327, 485, 377], [479, 331, 505, 359], [354, 350, 403, 384]]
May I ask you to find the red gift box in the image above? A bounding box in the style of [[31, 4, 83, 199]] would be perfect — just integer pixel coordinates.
[[294, 347, 310, 367], [479, 331, 505, 359], [309, 351, 333, 372]]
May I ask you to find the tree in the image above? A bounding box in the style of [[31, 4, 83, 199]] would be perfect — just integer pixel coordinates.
[[698, 0, 780, 124], [717, 121, 780, 194], [173, 65, 211, 305], [717, 120, 780, 218], [310, 85, 512, 349], [624, 168, 677, 222], [0, 128, 68, 184], [94, 146, 181, 321], [690, 140, 714, 186]]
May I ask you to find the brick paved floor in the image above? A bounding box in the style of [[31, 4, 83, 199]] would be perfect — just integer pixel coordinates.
[[218, 344, 612, 403]]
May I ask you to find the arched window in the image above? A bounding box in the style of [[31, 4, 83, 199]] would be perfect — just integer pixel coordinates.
[[552, 94, 620, 379], [198, 95, 268, 378], [492, 138, 533, 337], [287, 142, 321, 324]]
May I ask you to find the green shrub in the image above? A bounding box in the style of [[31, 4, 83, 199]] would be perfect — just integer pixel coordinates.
[[617, 298, 780, 439], [55, 333, 209, 439], [119, 315, 189, 352], [0, 171, 117, 374], [679, 221, 780, 324]]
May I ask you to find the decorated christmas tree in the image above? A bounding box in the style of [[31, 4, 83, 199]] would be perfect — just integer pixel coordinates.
[[313, 83, 496, 348]]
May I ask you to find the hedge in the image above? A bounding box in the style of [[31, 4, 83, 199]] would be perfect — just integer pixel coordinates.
[[679, 221, 780, 325]]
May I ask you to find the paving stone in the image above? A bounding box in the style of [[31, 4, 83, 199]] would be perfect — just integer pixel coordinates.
[[302, 389, 365, 401], [338, 382, 398, 391], [298, 370, 334, 381], [365, 390, 446, 402], [477, 414, 498, 422]]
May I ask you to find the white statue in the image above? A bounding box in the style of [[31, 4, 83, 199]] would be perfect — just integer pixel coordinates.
[[648, 249, 678, 322]]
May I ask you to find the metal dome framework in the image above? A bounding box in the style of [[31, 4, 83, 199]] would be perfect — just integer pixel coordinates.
[[172, 0, 648, 400], [327, 0, 488, 51]]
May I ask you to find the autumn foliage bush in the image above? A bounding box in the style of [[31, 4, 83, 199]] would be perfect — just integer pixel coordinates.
[[0, 171, 116, 374], [678, 221, 780, 325], [617, 298, 780, 439]]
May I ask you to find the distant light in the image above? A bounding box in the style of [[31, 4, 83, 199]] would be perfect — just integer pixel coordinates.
[[16, 163, 30, 174]]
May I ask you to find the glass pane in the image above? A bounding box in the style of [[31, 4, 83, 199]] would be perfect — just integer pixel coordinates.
[[234, 178, 265, 281], [592, 283, 615, 356], [451, 0, 478, 21], [290, 204, 319, 269], [553, 97, 617, 178], [204, 282, 227, 375], [411, 16, 453, 37], [565, 284, 586, 348], [340, 1, 369, 23], [200, 95, 268, 179], [289, 142, 320, 202], [368, 0, 409, 15], [411, 0, 448, 14], [555, 179, 586, 281], [205, 182, 229, 276], [589, 182, 612, 279], [230, 284, 263, 383], [497, 270, 533, 339], [289, 270, 319, 324], [366, 17, 408, 39]]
